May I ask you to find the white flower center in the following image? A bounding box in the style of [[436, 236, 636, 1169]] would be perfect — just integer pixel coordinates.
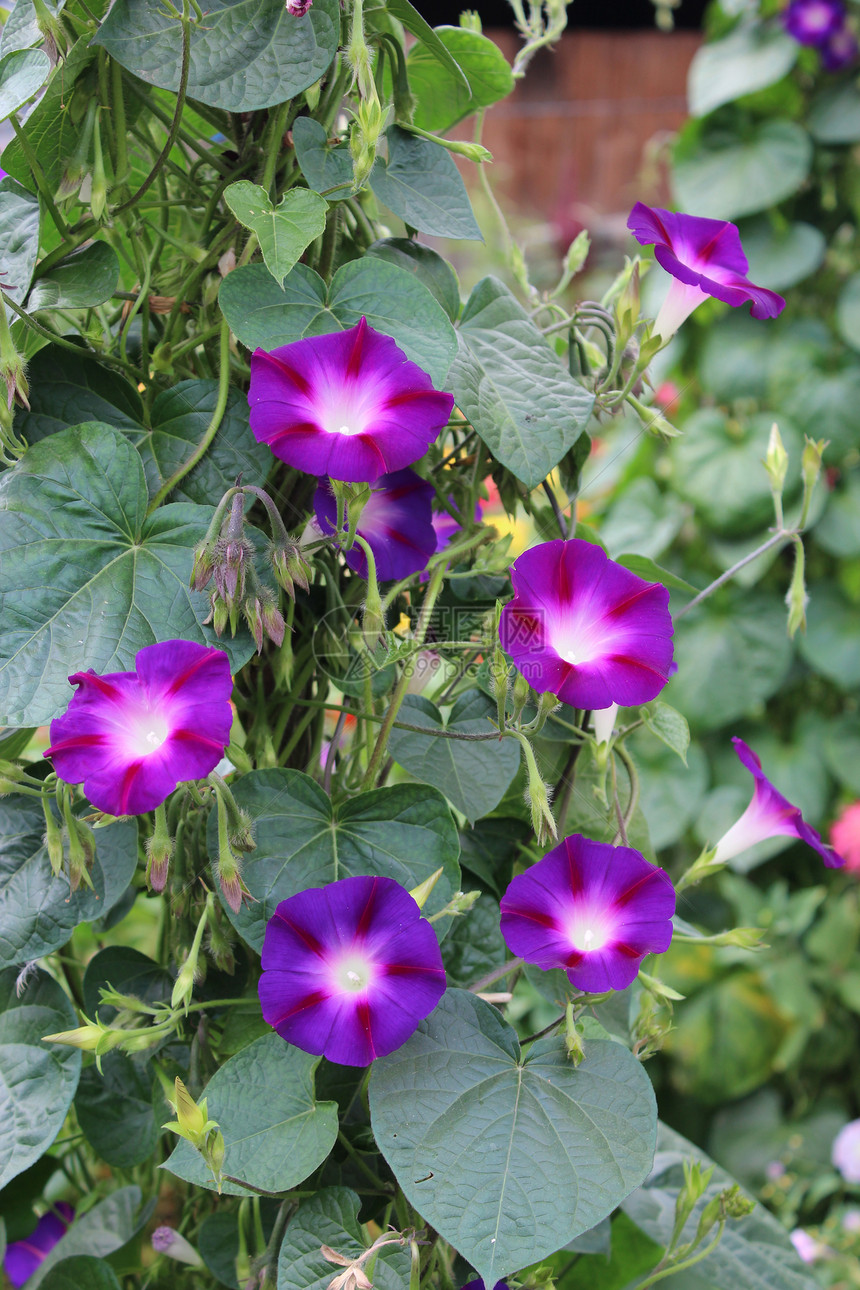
[[125, 711, 170, 759], [333, 953, 374, 994], [567, 908, 614, 954]]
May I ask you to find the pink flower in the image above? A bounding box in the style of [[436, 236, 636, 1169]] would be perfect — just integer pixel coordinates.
[[830, 802, 860, 872], [833, 1119, 860, 1184], [627, 203, 785, 339], [45, 640, 233, 816], [248, 318, 454, 483]]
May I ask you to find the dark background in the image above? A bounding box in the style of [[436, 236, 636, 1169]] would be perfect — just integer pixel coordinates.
[[415, 0, 708, 29]]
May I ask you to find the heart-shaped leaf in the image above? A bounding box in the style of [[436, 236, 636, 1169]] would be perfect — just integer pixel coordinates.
[[277, 1188, 411, 1290], [367, 237, 461, 321], [369, 989, 657, 1284], [224, 182, 328, 287], [75, 1053, 158, 1170], [14, 345, 145, 447], [687, 24, 797, 117], [292, 117, 354, 196], [673, 120, 812, 221], [388, 691, 519, 823], [0, 177, 39, 305], [0, 0, 67, 55], [406, 25, 513, 133], [371, 128, 482, 240], [0, 48, 50, 121], [38, 1258, 121, 1290], [0, 40, 94, 191], [165, 1034, 338, 1195], [26, 243, 120, 311]]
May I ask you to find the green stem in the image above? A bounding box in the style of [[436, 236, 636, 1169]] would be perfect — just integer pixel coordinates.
[[9, 114, 69, 237], [675, 529, 793, 620], [1, 292, 141, 378], [259, 100, 291, 195], [337, 1130, 388, 1190], [635, 1222, 726, 1289]]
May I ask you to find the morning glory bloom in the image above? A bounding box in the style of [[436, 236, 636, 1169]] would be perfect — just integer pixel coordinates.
[[783, 0, 845, 44], [259, 875, 446, 1066], [627, 203, 786, 339], [4, 1203, 74, 1287], [500, 834, 676, 992], [832, 1119, 860, 1183], [45, 640, 233, 816], [313, 469, 437, 580], [821, 22, 858, 67], [248, 318, 454, 483], [711, 738, 844, 868], [498, 538, 674, 711], [462, 1281, 510, 1290]]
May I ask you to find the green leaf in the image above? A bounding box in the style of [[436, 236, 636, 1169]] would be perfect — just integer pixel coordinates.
[[0, 48, 50, 121], [687, 24, 797, 117], [277, 1187, 411, 1290], [640, 701, 690, 765], [798, 584, 860, 689], [0, 795, 137, 969], [561, 1212, 661, 1290], [292, 117, 354, 197], [83, 947, 173, 1021], [27, 1187, 146, 1289], [224, 183, 328, 287], [836, 273, 860, 350], [673, 120, 812, 221], [560, 742, 654, 859], [388, 690, 519, 823], [369, 989, 657, 1285], [0, 177, 39, 305], [386, 0, 469, 92], [824, 715, 860, 795], [808, 81, 860, 142], [367, 237, 461, 321], [371, 128, 481, 240], [14, 345, 145, 447], [737, 218, 825, 292], [406, 25, 514, 133], [0, 968, 80, 1189], [662, 597, 793, 732], [219, 259, 457, 387], [39, 1257, 121, 1290], [75, 1053, 158, 1170], [206, 769, 461, 952], [817, 472, 860, 557], [165, 1034, 338, 1196], [0, 40, 95, 192], [616, 553, 697, 595], [632, 734, 708, 851], [623, 1123, 819, 1290], [139, 380, 273, 505], [26, 243, 120, 312], [0, 0, 66, 55], [93, 0, 339, 111], [600, 477, 687, 562], [0, 422, 255, 726], [449, 276, 594, 488], [441, 894, 506, 988]]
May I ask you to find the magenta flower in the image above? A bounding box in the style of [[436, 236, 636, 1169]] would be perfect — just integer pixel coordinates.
[[313, 469, 437, 580], [783, 0, 845, 44], [498, 538, 674, 711], [259, 874, 446, 1066], [4, 1203, 74, 1288], [832, 1119, 860, 1184], [462, 1281, 509, 1290], [712, 738, 844, 869], [45, 640, 233, 816], [500, 834, 676, 992], [627, 203, 786, 339], [248, 318, 454, 483], [821, 22, 858, 68]]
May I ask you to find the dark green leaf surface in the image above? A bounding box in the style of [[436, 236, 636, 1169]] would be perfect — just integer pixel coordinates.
[[276, 1187, 411, 1290], [219, 259, 457, 387], [449, 276, 594, 487], [75, 1054, 158, 1170], [441, 894, 506, 988], [0, 795, 137, 968], [371, 128, 482, 240], [0, 0, 67, 55], [83, 947, 173, 1021], [0, 48, 50, 121], [166, 1035, 338, 1195], [388, 690, 519, 822], [836, 273, 860, 350], [0, 177, 39, 305], [385, 1, 469, 92], [38, 1257, 121, 1290], [406, 25, 514, 132], [798, 584, 860, 688], [640, 701, 690, 764], [370, 989, 657, 1284], [687, 24, 796, 117], [14, 346, 146, 447], [207, 769, 460, 951], [28, 1187, 144, 1288], [0, 422, 255, 726], [738, 218, 825, 291], [94, 0, 339, 111], [292, 117, 354, 196], [26, 243, 121, 312], [0, 968, 80, 1190], [367, 237, 461, 320], [224, 182, 328, 286], [673, 120, 812, 220], [1, 40, 95, 191], [808, 81, 860, 142]]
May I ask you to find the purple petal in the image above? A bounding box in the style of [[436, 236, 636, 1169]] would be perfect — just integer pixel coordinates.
[[821, 22, 858, 67], [783, 0, 845, 44], [314, 469, 436, 580], [4, 1205, 74, 1288], [499, 539, 674, 710]]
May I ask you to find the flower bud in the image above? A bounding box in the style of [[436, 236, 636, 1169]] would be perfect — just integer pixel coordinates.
[[409, 867, 444, 910], [511, 671, 531, 723], [90, 108, 108, 221], [151, 1227, 204, 1268], [763, 422, 789, 497], [270, 541, 311, 596], [785, 538, 807, 639], [145, 804, 173, 892], [42, 1021, 105, 1051], [42, 792, 65, 877], [516, 734, 557, 845], [286, 0, 313, 12], [261, 594, 286, 648], [190, 539, 218, 591]]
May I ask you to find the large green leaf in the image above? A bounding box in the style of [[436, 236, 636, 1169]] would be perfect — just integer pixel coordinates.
[[1, 40, 95, 191], [798, 584, 860, 688], [673, 120, 812, 221], [75, 1053, 158, 1170], [406, 25, 514, 133], [93, 0, 339, 111], [632, 733, 708, 851], [27, 1187, 146, 1289], [623, 1123, 818, 1290], [218, 259, 457, 387], [370, 989, 657, 1284], [808, 81, 860, 143], [166, 1034, 338, 1195], [385, 0, 469, 92], [817, 472, 860, 557], [449, 276, 594, 487], [371, 128, 481, 240], [737, 218, 825, 292], [0, 968, 80, 1189], [39, 1258, 121, 1290], [388, 691, 519, 823], [292, 118, 354, 197], [0, 795, 137, 968], [14, 345, 145, 446], [206, 768, 461, 951], [687, 24, 796, 117], [0, 421, 255, 726], [276, 1187, 411, 1290], [367, 237, 461, 321], [0, 177, 39, 305], [224, 183, 328, 287], [0, 48, 50, 121], [836, 273, 860, 351], [82, 947, 173, 1020], [26, 243, 121, 312], [0, 0, 66, 55]]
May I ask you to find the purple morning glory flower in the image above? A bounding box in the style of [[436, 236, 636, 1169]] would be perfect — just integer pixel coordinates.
[[248, 318, 454, 483], [4, 1203, 74, 1288], [500, 834, 676, 992], [783, 0, 845, 44], [45, 640, 233, 816], [712, 738, 844, 869], [313, 469, 437, 580], [462, 1282, 509, 1290], [627, 202, 786, 339], [498, 538, 674, 711], [821, 22, 858, 67], [259, 874, 447, 1066]]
